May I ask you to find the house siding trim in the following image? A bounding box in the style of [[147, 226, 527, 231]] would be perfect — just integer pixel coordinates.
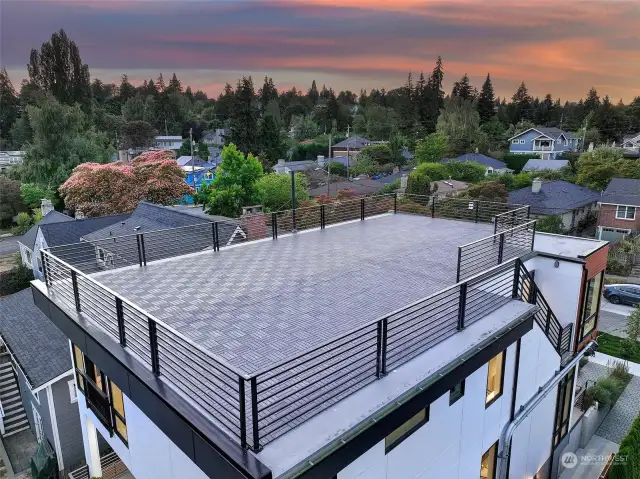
[[46, 384, 65, 470]]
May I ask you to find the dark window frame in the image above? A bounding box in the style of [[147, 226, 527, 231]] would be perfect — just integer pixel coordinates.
[[108, 379, 128, 446], [486, 350, 507, 408], [580, 272, 604, 341], [384, 405, 430, 454], [449, 379, 465, 406], [553, 367, 575, 447], [481, 440, 499, 479]]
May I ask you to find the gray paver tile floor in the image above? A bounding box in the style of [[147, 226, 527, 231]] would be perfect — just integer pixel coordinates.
[[3, 429, 38, 474], [596, 375, 640, 443], [94, 214, 496, 372]]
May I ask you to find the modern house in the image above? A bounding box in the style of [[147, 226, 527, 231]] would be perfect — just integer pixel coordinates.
[[0, 288, 97, 476], [441, 153, 512, 175], [202, 129, 227, 147], [0, 151, 25, 172], [508, 180, 600, 232], [509, 128, 580, 160], [31, 193, 608, 479], [18, 201, 129, 281], [522, 159, 569, 173], [597, 178, 640, 241]]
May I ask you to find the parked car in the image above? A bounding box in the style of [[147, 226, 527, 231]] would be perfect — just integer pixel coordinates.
[[603, 284, 640, 306]]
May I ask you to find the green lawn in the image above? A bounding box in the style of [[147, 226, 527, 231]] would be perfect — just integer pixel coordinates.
[[598, 332, 640, 363]]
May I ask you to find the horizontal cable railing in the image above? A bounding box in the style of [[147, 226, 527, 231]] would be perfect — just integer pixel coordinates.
[[41, 195, 529, 452], [457, 220, 537, 282], [494, 205, 531, 234]]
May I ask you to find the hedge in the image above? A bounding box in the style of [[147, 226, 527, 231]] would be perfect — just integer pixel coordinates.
[[610, 413, 640, 479], [502, 153, 539, 173]]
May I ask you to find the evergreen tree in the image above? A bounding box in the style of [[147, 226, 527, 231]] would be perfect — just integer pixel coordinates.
[[228, 76, 259, 154], [584, 87, 600, 113], [167, 73, 182, 94], [307, 80, 319, 105], [258, 76, 278, 114], [398, 71, 416, 137], [118, 74, 136, 103], [451, 74, 475, 101], [425, 56, 445, 133], [477, 73, 495, 123], [27, 29, 91, 106], [508, 82, 533, 123], [146, 79, 158, 96], [0, 68, 19, 148], [156, 73, 166, 93], [415, 71, 431, 134], [258, 115, 284, 167]]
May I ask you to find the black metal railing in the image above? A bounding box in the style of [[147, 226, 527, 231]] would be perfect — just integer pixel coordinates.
[[457, 220, 537, 282], [494, 205, 531, 234], [514, 259, 574, 356], [78, 370, 113, 434], [46, 194, 524, 276], [43, 245, 537, 451]]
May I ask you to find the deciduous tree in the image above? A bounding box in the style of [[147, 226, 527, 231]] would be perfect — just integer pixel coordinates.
[[415, 133, 449, 163], [255, 173, 309, 211], [0, 178, 26, 227]]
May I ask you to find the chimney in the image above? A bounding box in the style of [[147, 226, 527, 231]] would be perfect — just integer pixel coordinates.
[[41, 199, 54, 216], [241, 206, 267, 241], [317, 155, 325, 167], [532, 178, 542, 194], [277, 159, 285, 167], [75, 210, 85, 219]]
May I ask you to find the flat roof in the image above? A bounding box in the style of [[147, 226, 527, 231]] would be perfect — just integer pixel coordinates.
[[534, 232, 608, 259], [92, 213, 494, 374]]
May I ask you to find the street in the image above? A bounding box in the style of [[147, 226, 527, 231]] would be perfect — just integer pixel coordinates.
[[0, 235, 22, 256], [599, 299, 635, 337]]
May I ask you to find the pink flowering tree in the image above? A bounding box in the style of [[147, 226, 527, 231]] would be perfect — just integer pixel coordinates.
[[60, 150, 193, 217]]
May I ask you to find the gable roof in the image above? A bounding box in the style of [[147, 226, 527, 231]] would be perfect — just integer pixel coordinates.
[[622, 133, 640, 144], [508, 180, 600, 215], [332, 136, 372, 149], [441, 153, 507, 169], [40, 214, 131, 248], [20, 210, 73, 251], [508, 127, 578, 142], [82, 201, 223, 241], [601, 178, 640, 207], [0, 289, 71, 388], [272, 160, 318, 172], [522, 159, 569, 172]]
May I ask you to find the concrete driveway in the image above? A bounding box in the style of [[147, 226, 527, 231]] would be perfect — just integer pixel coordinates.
[[599, 298, 635, 337]]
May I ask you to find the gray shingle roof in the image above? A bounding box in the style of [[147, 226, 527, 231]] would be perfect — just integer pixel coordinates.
[[442, 153, 507, 169], [0, 289, 71, 388], [40, 214, 130, 247], [601, 178, 640, 207], [510, 127, 578, 141], [508, 180, 600, 214], [332, 136, 372, 149], [20, 211, 73, 251], [522, 159, 569, 172]]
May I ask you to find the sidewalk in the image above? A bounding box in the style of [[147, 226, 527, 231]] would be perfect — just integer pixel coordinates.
[[589, 351, 640, 376], [558, 435, 619, 479]]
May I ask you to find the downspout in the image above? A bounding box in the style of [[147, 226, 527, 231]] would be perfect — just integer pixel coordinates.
[[497, 340, 597, 479]]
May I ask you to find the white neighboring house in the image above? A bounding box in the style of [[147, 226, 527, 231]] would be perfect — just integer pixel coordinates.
[[0, 151, 25, 173], [154, 136, 183, 152]]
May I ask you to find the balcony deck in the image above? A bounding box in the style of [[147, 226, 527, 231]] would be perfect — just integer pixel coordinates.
[[92, 213, 494, 373]]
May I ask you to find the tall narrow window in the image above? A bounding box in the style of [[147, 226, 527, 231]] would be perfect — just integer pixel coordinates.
[[486, 351, 506, 407], [581, 272, 603, 339], [385, 406, 429, 453], [72, 345, 85, 393], [109, 380, 128, 444], [553, 367, 575, 446], [481, 442, 498, 479]]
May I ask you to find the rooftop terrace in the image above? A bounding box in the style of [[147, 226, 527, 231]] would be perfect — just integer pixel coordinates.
[[40, 195, 569, 453]]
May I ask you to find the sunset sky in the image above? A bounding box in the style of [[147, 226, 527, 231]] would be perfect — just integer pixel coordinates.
[[2, 0, 640, 102]]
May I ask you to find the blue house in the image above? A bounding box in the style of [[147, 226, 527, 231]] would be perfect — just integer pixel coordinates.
[[508, 127, 580, 160]]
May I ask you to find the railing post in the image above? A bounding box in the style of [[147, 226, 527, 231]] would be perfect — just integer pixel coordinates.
[[320, 205, 326, 229], [140, 234, 147, 265], [292, 208, 297, 233], [512, 259, 521, 299], [431, 196, 436, 218], [148, 318, 160, 376], [40, 251, 49, 286], [457, 282, 467, 331], [381, 318, 387, 375], [545, 309, 552, 335], [136, 234, 143, 267], [71, 270, 81, 312], [531, 220, 536, 251], [456, 247, 462, 283], [393, 193, 397, 213], [527, 205, 531, 219], [475, 201, 480, 223], [214, 222, 220, 251], [530, 282, 537, 305], [271, 212, 278, 239], [250, 377, 260, 451], [360, 198, 365, 221], [556, 326, 563, 352], [376, 320, 382, 378], [239, 376, 247, 449], [493, 215, 498, 235], [498, 232, 505, 263], [116, 297, 126, 346]]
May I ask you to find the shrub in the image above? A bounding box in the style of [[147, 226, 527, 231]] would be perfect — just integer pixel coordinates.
[[353, 154, 378, 176], [443, 161, 486, 183], [462, 181, 509, 202], [511, 172, 534, 190], [11, 212, 33, 235], [535, 215, 564, 234], [599, 377, 626, 403], [584, 383, 612, 409], [607, 258, 632, 276], [610, 412, 640, 479], [0, 254, 34, 296], [415, 162, 448, 181], [325, 162, 347, 177], [503, 153, 539, 173], [379, 179, 401, 195], [611, 361, 632, 384], [406, 172, 434, 196], [359, 144, 393, 166]]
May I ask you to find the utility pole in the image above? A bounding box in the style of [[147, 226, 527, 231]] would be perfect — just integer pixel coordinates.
[[328, 134, 332, 197], [190, 128, 197, 204], [165, 118, 168, 136], [346, 125, 350, 179]]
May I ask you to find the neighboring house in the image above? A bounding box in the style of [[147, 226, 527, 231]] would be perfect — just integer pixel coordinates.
[[441, 153, 512, 175], [32, 194, 608, 479], [597, 178, 640, 241], [185, 164, 215, 191], [308, 177, 391, 197], [433, 179, 470, 198], [202, 129, 227, 147], [331, 135, 372, 157], [177, 156, 210, 169], [621, 132, 640, 151], [508, 127, 580, 159], [272, 159, 318, 174], [509, 179, 600, 231], [522, 159, 569, 172], [0, 289, 95, 474], [154, 136, 183, 152], [18, 201, 129, 281], [401, 147, 414, 163], [0, 151, 25, 173]]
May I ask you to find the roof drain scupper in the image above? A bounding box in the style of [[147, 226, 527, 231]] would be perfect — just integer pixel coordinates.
[[497, 341, 597, 479]]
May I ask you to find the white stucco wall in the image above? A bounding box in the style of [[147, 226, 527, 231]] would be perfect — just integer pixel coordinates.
[[337, 325, 560, 479], [76, 389, 209, 479]]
